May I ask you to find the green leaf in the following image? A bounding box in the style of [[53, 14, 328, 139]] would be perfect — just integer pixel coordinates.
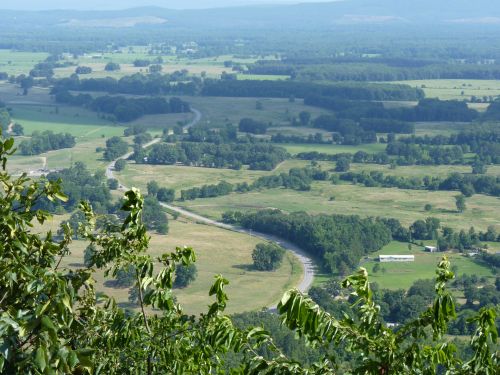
[[35, 347, 46, 372]]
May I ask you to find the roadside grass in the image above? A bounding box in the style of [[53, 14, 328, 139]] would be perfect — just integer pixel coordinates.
[[38, 214, 302, 314], [177, 181, 500, 232], [391, 79, 500, 101], [361, 241, 494, 290]]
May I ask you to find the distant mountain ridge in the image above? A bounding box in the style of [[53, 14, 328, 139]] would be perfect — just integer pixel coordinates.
[[1, 1, 500, 30]]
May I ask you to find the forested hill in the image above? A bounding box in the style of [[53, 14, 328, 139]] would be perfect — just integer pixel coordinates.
[[2, 0, 500, 30]]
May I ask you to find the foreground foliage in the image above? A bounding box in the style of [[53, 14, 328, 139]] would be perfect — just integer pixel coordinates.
[[0, 132, 498, 374]]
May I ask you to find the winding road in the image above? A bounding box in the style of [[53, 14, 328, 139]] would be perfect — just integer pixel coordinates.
[[106, 107, 315, 297]]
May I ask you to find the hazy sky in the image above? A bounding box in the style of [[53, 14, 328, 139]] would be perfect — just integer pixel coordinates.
[[2, 0, 340, 11]]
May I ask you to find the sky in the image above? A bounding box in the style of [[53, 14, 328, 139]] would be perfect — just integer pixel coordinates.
[[1, 0, 340, 11]]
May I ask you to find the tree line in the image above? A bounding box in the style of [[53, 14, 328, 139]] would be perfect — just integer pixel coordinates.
[[18, 130, 75, 155], [54, 91, 190, 122], [339, 171, 500, 198], [201, 79, 424, 101], [223, 209, 393, 274], [133, 141, 288, 171]]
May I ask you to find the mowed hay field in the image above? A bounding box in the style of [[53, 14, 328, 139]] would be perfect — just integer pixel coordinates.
[[36, 215, 302, 315], [178, 182, 500, 232], [361, 241, 494, 290], [392, 79, 500, 101]]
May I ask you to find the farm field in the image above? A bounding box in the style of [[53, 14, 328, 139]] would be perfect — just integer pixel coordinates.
[[361, 241, 494, 290], [52, 52, 276, 79], [392, 79, 500, 101], [180, 96, 332, 126], [0, 50, 49, 76], [281, 142, 386, 155], [38, 214, 302, 314], [115, 159, 306, 194], [177, 182, 500, 232]]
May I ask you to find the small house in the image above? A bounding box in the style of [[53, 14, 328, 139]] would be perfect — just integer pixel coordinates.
[[425, 246, 437, 253]]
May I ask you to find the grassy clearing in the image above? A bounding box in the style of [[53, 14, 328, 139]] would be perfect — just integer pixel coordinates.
[[281, 143, 386, 155], [181, 96, 332, 126], [0, 83, 54, 105], [0, 50, 49, 76], [361, 241, 494, 290], [178, 181, 500, 232], [115, 159, 305, 194], [392, 79, 500, 101], [413, 122, 483, 137], [350, 163, 500, 178], [40, 214, 301, 314]]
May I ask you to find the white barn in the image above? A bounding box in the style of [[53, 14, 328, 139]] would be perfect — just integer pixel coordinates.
[[425, 246, 437, 253], [379, 255, 415, 263]]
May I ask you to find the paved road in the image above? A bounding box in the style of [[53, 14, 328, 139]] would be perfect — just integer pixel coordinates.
[[106, 106, 315, 301]]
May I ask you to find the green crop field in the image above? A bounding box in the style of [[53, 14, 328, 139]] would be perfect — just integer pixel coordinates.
[[0, 50, 49, 76], [40, 214, 302, 314], [178, 181, 500, 232], [392, 79, 500, 101], [361, 241, 494, 290]]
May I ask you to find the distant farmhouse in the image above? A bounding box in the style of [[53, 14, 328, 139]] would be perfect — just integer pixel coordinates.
[[379, 255, 415, 262], [425, 246, 438, 253]]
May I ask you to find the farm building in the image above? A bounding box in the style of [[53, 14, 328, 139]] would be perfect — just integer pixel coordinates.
[[379, 255, 415, 262], [425, 246, 437, 253]]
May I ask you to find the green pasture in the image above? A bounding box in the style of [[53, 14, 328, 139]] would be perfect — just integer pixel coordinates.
[[361, 241, 494, 290], [392, 79, 500, 101], [180, 96, 332, 127], [0, 50, 49, 76], [39, 214, 302, 314], [178, 181, 500, 232], [281, 143, 386, 155]]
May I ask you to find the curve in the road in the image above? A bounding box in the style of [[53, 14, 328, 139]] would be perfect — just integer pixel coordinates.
[[106, 107, 315, 300]]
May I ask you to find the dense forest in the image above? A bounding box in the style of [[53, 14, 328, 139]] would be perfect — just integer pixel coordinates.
[[18, 131, 75, 155]]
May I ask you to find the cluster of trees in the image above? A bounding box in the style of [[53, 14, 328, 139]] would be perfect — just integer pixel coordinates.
[[180, 181, 233, 201], [224, 209, 392, 274], [313, 115, 377, 145], [105, 62, 121, 71], [271, 132, 330, 144], [38, 162, 111, 212], [201, 79, 423, 101], [75, 66, 92, 74], [147, 180, 176, 203], [18, 130, 75, 155], [52, 72, 200, 96], [135, 142, 288, 170], [398, 130, 500, 164], [252, 242, 285, 271], [386, 142, 464, 165], [238, 118, 269, 134], [184, 123, 238, 143], [174, 264, 197, 288], [103, 136, 129, 161], [297, 150, 390, 164], [55, 91, 190, 122]]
